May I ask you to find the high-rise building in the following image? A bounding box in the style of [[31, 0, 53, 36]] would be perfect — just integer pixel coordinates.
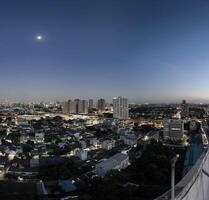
[[78, 99, 83, 113], [88, 99, 94, 109], [97, 98, 106, 111], [63, 99, 88, 114], [74, 99, 81, 113], [68, 100, 76, 114], [63, 101, 69, 114], [74, 99, 88, 114], [181, 99, 189, 118], [62, 100, 76, 114], [81, 100, 88, 113], [113, 97, 129, 119]]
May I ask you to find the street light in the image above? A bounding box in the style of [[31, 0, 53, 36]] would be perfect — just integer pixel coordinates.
[[171, 154, 179, 200]]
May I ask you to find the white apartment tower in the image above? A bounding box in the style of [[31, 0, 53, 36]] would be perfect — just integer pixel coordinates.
[[113, 97, 129, 119]]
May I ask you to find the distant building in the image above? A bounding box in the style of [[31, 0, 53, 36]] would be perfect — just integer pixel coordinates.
[[81, 100, 88, 113], [75, 99, 88, 114], [63, 99, 88, 114], [35, 132, 45, 143], [20, 134, 30, 143], [181, 100, 189, 118], [96, 153, 129, 177], [75, 148, 88, 160], [97, 98, 106, 111], [120, 133, 137, 146], [102, 140, 115, 150], [113, 97, 129, 119], [88, 99, 94, 109], [80, 140, 87, 149], [68, 100, 76, 114], [63, 100, 76, 114], [89, 137, 98, 147], [63, 101, 69, 114], [163, 119, 184, 140], [74, 99, 82, 113]]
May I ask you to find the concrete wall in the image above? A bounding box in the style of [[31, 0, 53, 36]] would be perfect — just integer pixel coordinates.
[[155, 148, 209, 200]]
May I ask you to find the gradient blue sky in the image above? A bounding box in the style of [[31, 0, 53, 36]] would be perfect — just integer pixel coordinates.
[[0, 0, 209, 103]]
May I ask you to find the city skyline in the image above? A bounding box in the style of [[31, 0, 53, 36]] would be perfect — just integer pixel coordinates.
[[1, 0, 209, 102], [1, 97, 209, 105], [1, 1, 209, 200]]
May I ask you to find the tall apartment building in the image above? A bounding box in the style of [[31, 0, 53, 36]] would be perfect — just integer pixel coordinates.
[[63, 100, 76, 114], [78, 100, 83, 113], [81, 100, 88, 113], [74, 99, 88, 114], [74, 99, 81, 113], [97, 98, 105, 111], [63, 99, 88, 114], [181, 99, 189, 118], [69, 100, 76, 114], [63, 101, 69, 114], [113, 97, 129, 119], [88, 99, 94, 109]]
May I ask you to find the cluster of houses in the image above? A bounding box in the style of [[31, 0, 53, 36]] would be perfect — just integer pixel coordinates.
[[0, 116, 144, 179]]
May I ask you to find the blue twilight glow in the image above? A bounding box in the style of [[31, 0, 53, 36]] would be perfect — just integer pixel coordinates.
[[0, 0, 209, 103]]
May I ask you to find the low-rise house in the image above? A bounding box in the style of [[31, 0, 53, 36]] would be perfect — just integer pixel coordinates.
[[102, 140, 115, 150], [35, 132, 45, 143], [96, 153, 129, 177], [80, 140, 87, 149], [19, 134, 30, 143], [75, 148, 88, 161], [89, 137, 98, 146], [120, 133, 137, 147]]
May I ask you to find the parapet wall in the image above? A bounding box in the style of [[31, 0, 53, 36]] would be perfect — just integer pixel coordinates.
[[155, 148, 209, 200]]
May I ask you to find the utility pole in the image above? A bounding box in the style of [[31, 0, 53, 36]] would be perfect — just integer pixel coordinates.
[[171, 154, 179, 200]]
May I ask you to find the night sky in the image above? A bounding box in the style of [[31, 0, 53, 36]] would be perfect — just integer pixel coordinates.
[[0, 0, 209, 103]]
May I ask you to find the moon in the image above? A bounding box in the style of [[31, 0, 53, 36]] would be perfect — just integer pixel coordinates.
[[36, 35, 43, 40]]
